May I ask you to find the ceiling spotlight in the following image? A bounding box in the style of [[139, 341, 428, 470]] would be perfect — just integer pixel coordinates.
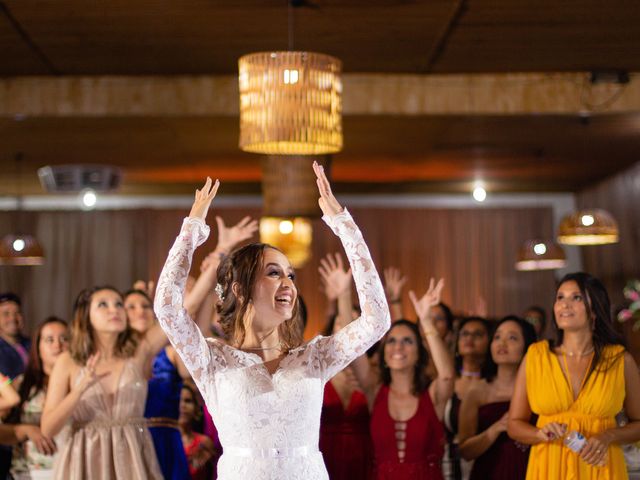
[[472, 186, 487, 202], [80, 189, 97, 210]]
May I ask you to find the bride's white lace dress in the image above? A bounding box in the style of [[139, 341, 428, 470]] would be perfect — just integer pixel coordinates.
[[154, 210, 390, 479]]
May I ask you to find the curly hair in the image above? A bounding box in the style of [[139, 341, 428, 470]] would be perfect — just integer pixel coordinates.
[[215, 243, 303, 352], [70, 286, 138, 365]]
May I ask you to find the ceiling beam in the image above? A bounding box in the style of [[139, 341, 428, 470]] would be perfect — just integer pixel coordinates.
[[1, 73, 639, 117]]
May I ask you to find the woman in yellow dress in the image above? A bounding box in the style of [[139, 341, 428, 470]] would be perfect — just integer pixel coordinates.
[[508, 272, 640, 479]]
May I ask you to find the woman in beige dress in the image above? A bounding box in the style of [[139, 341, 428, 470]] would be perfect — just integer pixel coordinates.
[[42, 286, 168, 479]]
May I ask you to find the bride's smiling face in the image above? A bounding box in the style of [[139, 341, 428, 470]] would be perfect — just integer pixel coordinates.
[[247, 248, 298, 331]]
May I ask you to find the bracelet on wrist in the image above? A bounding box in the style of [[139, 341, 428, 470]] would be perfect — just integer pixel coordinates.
[[389, 298, 401, 304]]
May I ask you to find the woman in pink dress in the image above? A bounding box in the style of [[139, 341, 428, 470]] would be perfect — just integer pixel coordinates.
[[42, 287, 169, 479]]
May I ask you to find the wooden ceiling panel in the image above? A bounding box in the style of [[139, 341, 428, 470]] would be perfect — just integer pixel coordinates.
[[4, 1, 455, 75], [0, 9, 50, 74], [0, 113, 638, 194], [2, 1, 639, 75], [434, 0, 640, 72]]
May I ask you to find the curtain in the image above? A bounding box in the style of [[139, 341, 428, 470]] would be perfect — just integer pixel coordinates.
[[0, 205, 557, 339]]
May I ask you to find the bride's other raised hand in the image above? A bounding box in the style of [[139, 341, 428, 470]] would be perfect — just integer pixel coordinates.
[[189, 177, 220, 221], [313, 161, 343, 217]]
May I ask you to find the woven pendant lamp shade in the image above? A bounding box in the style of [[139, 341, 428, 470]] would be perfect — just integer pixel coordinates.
[[239, 51, 343, 155], [557, 209, 619, 245], [515, 240, 566, 271], [259, 155, 330, 268], [262, 155, 330, 217], [0, 234, 45, 266]]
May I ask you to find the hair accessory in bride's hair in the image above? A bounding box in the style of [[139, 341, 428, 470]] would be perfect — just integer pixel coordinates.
[[215, 283, 225, 301]]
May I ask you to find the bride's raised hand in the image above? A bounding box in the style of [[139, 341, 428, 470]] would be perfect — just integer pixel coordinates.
[[189, 177, 220, 221], [313, 161, 343, 217]]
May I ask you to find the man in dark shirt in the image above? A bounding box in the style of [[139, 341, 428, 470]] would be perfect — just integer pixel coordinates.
[[0, 293, 31, 379]]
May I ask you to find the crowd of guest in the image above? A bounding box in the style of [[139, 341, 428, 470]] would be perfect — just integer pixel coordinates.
[[0, 212, 639, 479]]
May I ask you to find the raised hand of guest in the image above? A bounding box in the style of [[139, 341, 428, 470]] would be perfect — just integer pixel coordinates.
[[189, 177, 220, 221], [409, 277, 445, 329], [132, 280, 155, 297], [319, 253, 352, 298], [383, 267, 407, 304], [409, 277, 454, 420], [214, 215, 258, 254], [313, 161, 342, 217]]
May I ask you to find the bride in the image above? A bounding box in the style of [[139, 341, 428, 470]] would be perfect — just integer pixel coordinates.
[[154, 161, 390, 479]]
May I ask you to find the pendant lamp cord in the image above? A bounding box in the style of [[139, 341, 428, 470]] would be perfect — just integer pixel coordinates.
[[287, 0, 294, 51]]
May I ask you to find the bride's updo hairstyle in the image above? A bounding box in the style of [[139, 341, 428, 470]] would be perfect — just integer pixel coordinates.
[[216, 243, 303, 351]]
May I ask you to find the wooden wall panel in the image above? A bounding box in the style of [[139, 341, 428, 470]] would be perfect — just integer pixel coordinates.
[[577, 160, 640, 361], [0, 204, 558, 341]]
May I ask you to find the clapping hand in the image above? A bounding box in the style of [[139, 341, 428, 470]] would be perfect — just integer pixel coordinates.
[[189, 177, 220, 221], [313, 161, 342, 217], [319, 253, 352, 298]]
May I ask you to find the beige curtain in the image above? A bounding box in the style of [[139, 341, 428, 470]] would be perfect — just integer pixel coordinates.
[[1, 205, 557, 339]]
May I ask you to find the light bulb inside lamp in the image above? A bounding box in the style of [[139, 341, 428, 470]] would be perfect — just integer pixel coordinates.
[[12, 238, 25, 252], [533, 243, 547, 255], [279, 220, 294, 234], [581, 214, 595, 226]]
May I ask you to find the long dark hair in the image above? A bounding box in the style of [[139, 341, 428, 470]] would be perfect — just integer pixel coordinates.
[[438, 302, 454, 332], [485, 315, 537, 381], [378, 320, 430, 395], [552, 272, 625, 375], [454, 316, 493, 379], [216, 243, 302, 352], [9, 317, 67, 423]]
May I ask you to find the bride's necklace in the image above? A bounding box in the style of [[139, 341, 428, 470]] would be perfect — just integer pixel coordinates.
[[461, 369, 481, 378], [242, 343, 283, 351]]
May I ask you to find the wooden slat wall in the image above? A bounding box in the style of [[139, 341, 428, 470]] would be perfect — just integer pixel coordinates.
[[577, 160, 640, 361], [0, 204, 558, 339]]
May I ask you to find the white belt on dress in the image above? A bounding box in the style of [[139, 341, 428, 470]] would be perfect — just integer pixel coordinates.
[[224, 445, 317, 459]]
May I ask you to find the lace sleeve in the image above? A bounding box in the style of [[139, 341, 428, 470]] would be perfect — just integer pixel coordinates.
[[313, 209, 390, 383], [154, 217, 224, 391]]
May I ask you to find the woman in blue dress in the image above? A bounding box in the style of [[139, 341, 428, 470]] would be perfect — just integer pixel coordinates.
[[125, 288, 191, 480]]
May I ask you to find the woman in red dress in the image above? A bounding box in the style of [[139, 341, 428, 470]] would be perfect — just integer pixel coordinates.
[[318, 253, 373, 479], [353, 278, 455, 479]]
